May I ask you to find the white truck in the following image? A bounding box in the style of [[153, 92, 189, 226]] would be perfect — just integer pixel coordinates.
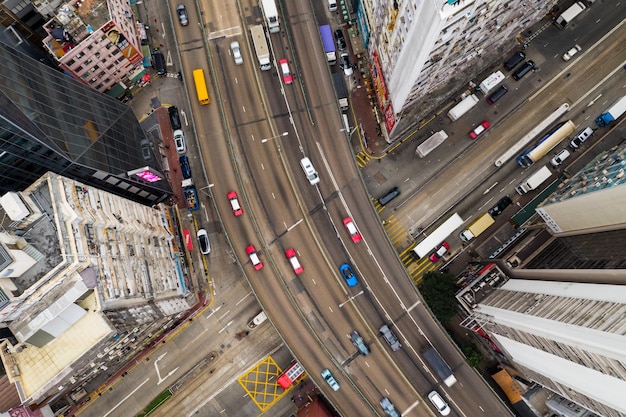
[[416, 130, 448, 158], [247, 311, 268, 329], [555, 2, 587, 29], [412, 213, 463, 258], [515, 166, 552, 195], [250, 25, 271, 71], [459, 213, 495, 242], [447, 94, 479, 121], [595, 95, 626, 127]]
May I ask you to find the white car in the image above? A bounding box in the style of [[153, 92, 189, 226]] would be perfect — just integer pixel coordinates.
[[174, 130, 186, 154], [197, 229, 210, 254], [550, 149, 571, 167], [230, 41, 243, 65], [428, 391, 451, 416], [562, 44, 581, 61]]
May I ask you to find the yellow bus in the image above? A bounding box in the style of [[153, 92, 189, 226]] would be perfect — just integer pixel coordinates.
[[192, 69, 210, 105]]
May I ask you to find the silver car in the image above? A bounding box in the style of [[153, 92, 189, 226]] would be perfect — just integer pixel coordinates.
[[379, 324, 401, 351], [321, 369, 339, 391], [174, 129, 186, 154], [230, 41, 243, 65]]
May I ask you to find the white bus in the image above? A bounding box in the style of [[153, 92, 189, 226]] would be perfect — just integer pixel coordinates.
[[412, 213, 464, 258], [260, 0, 279, 33]]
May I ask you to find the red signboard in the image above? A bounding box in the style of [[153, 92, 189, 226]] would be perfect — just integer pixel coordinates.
[[383, 101, 397, 134], [183, 230, 193, 251]]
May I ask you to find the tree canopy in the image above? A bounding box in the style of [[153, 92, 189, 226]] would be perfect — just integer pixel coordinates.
[[421, 271, 457, 323]]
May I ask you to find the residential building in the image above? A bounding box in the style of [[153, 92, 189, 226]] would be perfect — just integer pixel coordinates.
[[0, 172, 192, 408]]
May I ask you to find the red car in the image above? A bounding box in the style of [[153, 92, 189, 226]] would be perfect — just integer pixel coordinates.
[[227, 190, 243, 216], [342, 217, 362, 243], [285, 248, 303, 275], [429, 242, 450, 263], [279, 58, 293, 85], [246, 245, 263, 270], [469, 121, 490, 139]]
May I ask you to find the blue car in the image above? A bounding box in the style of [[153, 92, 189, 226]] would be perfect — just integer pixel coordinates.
[[340, 263, 358, 287], [179, 156, 192, 179]]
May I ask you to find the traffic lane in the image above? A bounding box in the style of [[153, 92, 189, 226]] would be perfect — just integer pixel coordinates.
[[197, 0, 240, 32]]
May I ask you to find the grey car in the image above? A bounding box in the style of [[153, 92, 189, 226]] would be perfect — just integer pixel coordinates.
[[350, 331, 370, 356], [379, 324, 401, 351]]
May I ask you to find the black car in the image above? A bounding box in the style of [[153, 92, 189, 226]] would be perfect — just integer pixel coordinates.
[[489, 196, 512, 217], [334, 29, 346, 51], [168, 106, 182, 130], [179, 156, 192, 179], [176, 4, 189, 26]]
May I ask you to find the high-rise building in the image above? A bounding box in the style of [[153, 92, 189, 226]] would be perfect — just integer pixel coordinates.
[[0, 172, 192, 407], [356, 0, 557, 139], [0, 41, 170, 206]]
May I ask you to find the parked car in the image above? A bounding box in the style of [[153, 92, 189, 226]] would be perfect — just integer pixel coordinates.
[[176, 4, 189, 26], [227, 190, 243, 216], [504, 51, 525, 71], [380, 397, 401, 417], [339, 263, 358, 287], [334, 29, 346, 51], [246, 245, 263, 270], [340, 53, 353, 76], [279, 58, 293, 84], [168, 106, 182, 130], [230, 41, 243, 65], [488, 196, 513, 217], [570, 127, 593, 149], [512, 60, 535, 81], [429, 242, 450, 263], [379, 324, 401, 351], [197, 229, 210, 254], [174, 130, 186, 154], [428, 391, 451, 416], [179, 156, 192, 179], [562, 44, 581, 61], [469, 120, 490, 139], [285, 248, 304, 275], [343, 217, 362, 243], [486, 85, 508, 105], [350, 331, 370, 356], [550, 149, 571, 167], [321, 369, 340, 391]]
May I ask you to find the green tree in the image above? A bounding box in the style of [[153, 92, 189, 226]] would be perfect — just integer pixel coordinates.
[[421, 271, 457, 323], [462, 344, 483, 367]]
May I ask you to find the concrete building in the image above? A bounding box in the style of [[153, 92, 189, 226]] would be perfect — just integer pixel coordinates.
[[0, 41, 170, 207], [0, 172, 193, 408], [355, 0, 557, 139]]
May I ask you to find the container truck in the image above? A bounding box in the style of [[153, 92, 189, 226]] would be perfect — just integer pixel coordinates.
[[416, 130, 448, 158], [595, 96, 626, 127], [260, 0, 279, 33], [554, 2, 586, 29], [515, 166, 552, 195], [250, 25, 271, 71], [319, 25, 336, 64], [412, 213, 463, 258], [332, 72, 349, 111], [422, 347, 457, 387], [447, 94, 479, 121], [459, 213, 495, 242]]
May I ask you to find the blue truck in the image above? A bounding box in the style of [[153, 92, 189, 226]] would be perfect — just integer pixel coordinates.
[[596, 96, 626, 127]]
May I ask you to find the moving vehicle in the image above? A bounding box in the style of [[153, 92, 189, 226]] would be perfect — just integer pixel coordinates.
[[334, 29, 346, 51], [192, 69, 211, 105], [379, 324, 401, 351], [516, 120, 575, 167], [343, 217, 362, 243], [246, 245, 263, 270], [550, 149, 571, 167], [422, 346, 457, 387], [595, 95, 626, 127], [478, 71, 505, 95], [515, 165, 552, 195], [285, 248, 303, 275], [350, 331, 370, 355], [174, 129, 186, 154], [327, 0, 337, 11], [495, 103, 570, 167], [176, 4, 189, 26], [250, 25, 271, 71], [277, 361, 304, 389], [179, 156, 192, 179], [378, 187, 400, 206], [562, 44, 581, 61], [168, 106, 182, 130], [339, 263, 358, 287], [488, 196, 512, 217], [260, 0, 279, 33], [321, 369, 340, 391], [279, 58, 293, 84], [416, 130, 448, 158], [512, 60, 535, 80], [300, 157, 320, 185], [504, 51, 525, 71], [197, 229, 210, 254], [340, 53, 353, 76], [486, 85, 508, 105], [227, 191, 243, 216], [447, 94, 479, 121], [469, 121, 490, 139], [230, 41, 243, 65], [247, 311, 268, 329], [332, 72, 349, 111], [459, 213, 495, 242], [428, 391, 451, 416], [380, 397, 400, 417], [555, 1, 587, 29], [570, 127, 593, 149], [412, 213, 464, 258], [319, 25, 336, 64], [429, 242, 449, 263]]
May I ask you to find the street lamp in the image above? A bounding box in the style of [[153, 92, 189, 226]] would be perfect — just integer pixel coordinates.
[[261, 131, 289, 143]]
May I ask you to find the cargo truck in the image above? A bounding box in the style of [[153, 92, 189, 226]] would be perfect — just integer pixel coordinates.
[[595, 96, 626, 127], [459, 212, 494, 242], [447, 94, 479, 121], [422, 347, 457, 387], [250, 25, 271, 71], [554, 2, 586, 29], [332, 72, 349, 111], [319, 25, 336, 64], [247, 311, 268, 329], [515, 165, 552, 195]]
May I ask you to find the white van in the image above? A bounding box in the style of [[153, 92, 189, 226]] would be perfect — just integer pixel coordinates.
[[300, 157, 320, 185], [328, 0, 337, 11]]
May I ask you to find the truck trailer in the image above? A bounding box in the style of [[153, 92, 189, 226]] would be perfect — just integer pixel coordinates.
[[447, 94, 479, 121], [515, 165, 552, 195], [459, 212, 494, 242], [422, 347, 457, 387], [596, 95, 626, 127], [332, 72, 349, 111], [320, 25, 336, 64]]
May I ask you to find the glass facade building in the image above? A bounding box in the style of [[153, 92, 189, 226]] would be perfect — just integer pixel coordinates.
[[0, 41, 170, 205]]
